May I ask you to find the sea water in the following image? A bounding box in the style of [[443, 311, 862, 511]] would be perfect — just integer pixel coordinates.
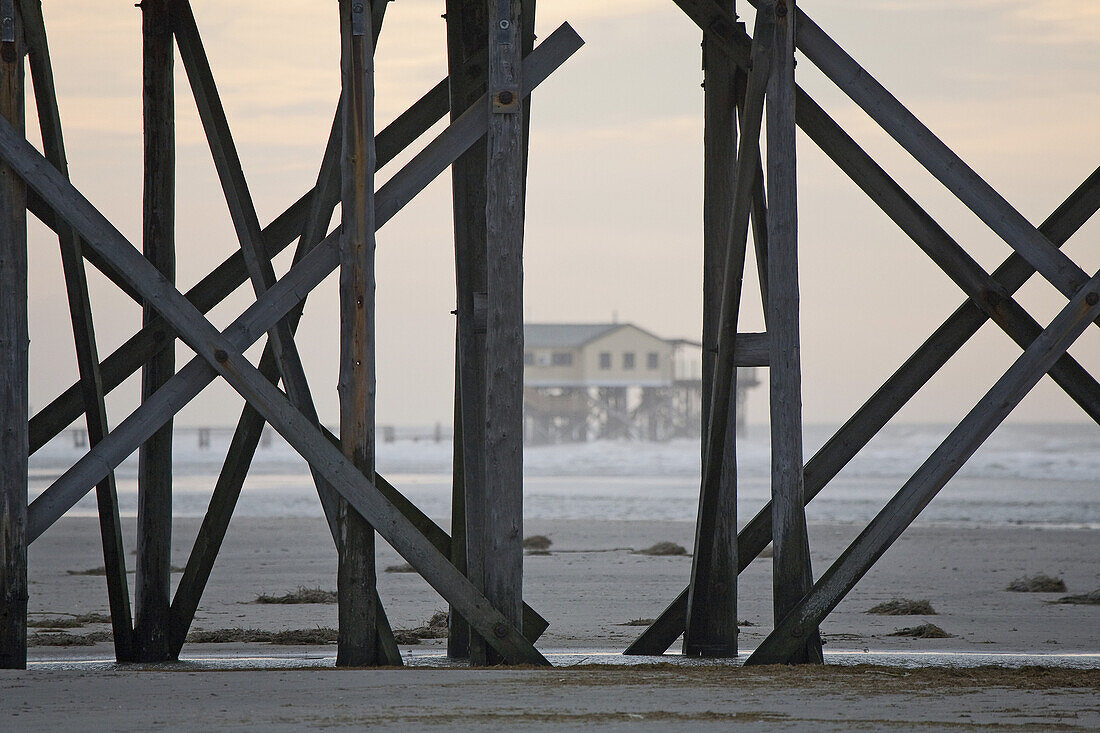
[[29, 423, 1100, 529]]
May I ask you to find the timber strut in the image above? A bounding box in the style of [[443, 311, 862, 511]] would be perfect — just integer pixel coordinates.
[[0, 0, 1094, 672]]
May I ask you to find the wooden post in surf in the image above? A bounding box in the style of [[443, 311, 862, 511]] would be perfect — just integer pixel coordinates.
[[480, 0, 526, 666], [765, 0, 821, 663], [337, 0, 381, 667], [0, 0, 27, 670], [134, 0, 175, 662]]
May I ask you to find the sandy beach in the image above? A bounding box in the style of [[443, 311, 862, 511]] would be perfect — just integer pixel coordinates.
[[3, 515, 1096, 730], [24, 516, 1100, 654]]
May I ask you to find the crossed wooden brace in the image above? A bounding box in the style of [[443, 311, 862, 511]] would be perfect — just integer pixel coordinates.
[[629, 0, 1100, 659], [4, 21, 584, 667]]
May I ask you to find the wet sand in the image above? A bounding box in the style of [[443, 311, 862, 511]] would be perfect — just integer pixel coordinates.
[[6, 516, 1098, 730], [24, 516, 1100, 653]]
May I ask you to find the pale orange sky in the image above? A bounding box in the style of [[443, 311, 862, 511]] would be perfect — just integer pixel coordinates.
[[22, 0, 1100, 429]]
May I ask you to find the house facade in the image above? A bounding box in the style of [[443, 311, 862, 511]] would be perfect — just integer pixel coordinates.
[[522, 323, 757, 443], [523, 323, 674, 388]]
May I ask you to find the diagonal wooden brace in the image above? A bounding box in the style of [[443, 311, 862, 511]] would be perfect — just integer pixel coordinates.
[[6, 23, 582, 665], [25, 58, 453, 453], [625, 167, 1100, 656], [687, 0, 1096, 313], [747, 267, 1100, 665]]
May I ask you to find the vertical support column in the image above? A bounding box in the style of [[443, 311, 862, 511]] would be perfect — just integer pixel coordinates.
[[135, 0, 175, 662], [685, 0, 739, 658], [336, 0, 380, 667], [481, 0, 525, 666], [765, 0, 822, 664], [445, 0, 488, 661], [0, 0, 27, 670]]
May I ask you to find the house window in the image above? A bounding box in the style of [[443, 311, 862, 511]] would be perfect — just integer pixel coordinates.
[[551, 351, 573, 366], [524, 352, 534, 366], [647, 352, 659, 369], [599, 352, 611, 369], [623, 352, 635, 369]]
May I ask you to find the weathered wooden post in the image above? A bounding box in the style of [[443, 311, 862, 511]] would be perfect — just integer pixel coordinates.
[[337, 0, 381, 667], [0, 0, 27, 670], [684, 0, 739, 658], [479, 0, 526, 666], [445, 0, 489, 660], [135, 0, 175, 662], [765, 0, 822, 663]]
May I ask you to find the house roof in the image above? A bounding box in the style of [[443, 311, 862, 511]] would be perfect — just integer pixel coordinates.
[[524, 322, 677, 349], [523, 323, 621, 348]]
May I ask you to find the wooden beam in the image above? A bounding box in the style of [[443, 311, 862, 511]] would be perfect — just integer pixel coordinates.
[[25, 23, 582, 538], [765, 0, 821, 664], [795, 90, 1100, 423], [624, 169, 1100, 656], [133, 0, 175, 662], [748, 267, 1100, 665], [479, 0, 526, 666], [19, 0, 135, 662], [26, 63, 452, 455], [336, 0, 381, 667], [683, 0, 1092, 309], [769, 2, 1090, 302], [685, 2, 770, 658], [444, 0, 488, 660], [0, 0, 27, 670], [0, 110, 560, 665]]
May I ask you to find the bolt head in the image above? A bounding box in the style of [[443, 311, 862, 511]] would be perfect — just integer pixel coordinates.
[[1087, 292, 1099, 306]]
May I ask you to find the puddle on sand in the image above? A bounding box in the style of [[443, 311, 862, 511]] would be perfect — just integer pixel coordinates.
[[25, 648, 1100, 672]]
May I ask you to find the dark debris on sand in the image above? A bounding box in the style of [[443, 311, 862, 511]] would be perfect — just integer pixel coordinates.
[[394, 611, 449, 645], [186, 627, 338, 645], [887, 623, 953, 639], [254, 586, 338, 604], [29, 631, 112, 646], [866, 599, 936, 615], [523, 535, 553, 551], [1050, 589, 1100, 605], [634, 541, 687, 557], [1006, 574, 1067, 592]]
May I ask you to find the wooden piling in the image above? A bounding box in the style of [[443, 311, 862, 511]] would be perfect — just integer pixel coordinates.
[[337, 0, 381, 667], [480, 0, 526, 666], [134, 0, 175, 662], [0, 0, 27, 670], [444, 0, 488, 660], [765, 0, 821, 664], [685, 0, 739, 658]]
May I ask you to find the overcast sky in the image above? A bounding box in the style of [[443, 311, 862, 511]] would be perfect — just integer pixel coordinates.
[[23, 0, 1100, 430]]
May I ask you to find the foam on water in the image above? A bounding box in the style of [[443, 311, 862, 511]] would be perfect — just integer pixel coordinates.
[[29, 423, 1100, 528]]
